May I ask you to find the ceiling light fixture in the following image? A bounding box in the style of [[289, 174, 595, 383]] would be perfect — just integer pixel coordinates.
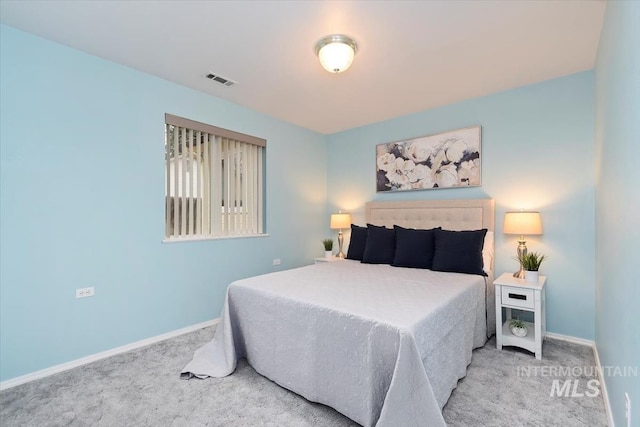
[[315, 35, 358, 74]]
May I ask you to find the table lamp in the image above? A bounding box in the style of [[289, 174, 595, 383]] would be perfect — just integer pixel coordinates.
[[503, 211, 543, 278], [330, 212, 351, 259]]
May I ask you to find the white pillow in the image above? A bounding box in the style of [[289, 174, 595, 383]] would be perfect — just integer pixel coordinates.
[[482, 231, 494, 273]]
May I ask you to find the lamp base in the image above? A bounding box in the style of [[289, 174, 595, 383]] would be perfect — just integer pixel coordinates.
[[514, 237, 527, 279], [337, 230, 346, 258]]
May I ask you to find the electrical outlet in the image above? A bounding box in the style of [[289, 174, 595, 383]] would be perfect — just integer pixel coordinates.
[[272, 259, 281, 266], [75, 287, 95, 299], [625, 392, 631, 427]]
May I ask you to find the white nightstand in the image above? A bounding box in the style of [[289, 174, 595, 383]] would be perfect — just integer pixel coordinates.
[[314, 257, 345, 264], [494, 272, 546, 360]]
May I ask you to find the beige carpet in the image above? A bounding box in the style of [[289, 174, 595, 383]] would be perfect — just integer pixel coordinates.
[[0, 326, 606, 426]]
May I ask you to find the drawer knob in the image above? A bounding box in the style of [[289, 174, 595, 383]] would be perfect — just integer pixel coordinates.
[[508, 293, 527, 300]]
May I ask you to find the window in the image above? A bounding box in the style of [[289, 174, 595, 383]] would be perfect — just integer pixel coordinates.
[[164, 113, 265, 240]]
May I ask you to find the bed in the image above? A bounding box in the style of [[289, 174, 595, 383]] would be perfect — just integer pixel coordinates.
[[182, 199, 495, 427]]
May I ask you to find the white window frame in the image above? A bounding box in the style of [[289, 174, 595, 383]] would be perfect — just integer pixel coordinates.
[[164, 113, 266, 241]]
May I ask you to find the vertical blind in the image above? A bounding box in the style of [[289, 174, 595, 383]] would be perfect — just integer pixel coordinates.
[[164, 114, 266, 239]]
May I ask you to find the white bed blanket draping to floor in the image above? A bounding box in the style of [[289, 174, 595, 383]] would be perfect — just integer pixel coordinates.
[[182, 261, 493, 427]]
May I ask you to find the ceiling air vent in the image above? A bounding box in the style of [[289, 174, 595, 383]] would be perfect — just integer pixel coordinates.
[[206, 73, 237, 87]]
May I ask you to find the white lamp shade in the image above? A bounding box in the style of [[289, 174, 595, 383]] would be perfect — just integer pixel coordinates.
[[318, 42, 355, 73], [503, 211, 543, 235], [315, 35, 357, 74], [330, 213, 351, 229]]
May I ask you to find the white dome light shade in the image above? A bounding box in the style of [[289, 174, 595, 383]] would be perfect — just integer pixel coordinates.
[[315, 35, 358, 74], [318, 42, 355, 73]]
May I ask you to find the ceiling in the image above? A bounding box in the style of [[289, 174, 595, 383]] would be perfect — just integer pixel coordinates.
[[0, 1, 606, 134]]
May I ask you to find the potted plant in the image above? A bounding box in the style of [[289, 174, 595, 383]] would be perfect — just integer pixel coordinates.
[[322, 239, 334, 258], [509, 319, 528, 337], [517, 252, 546, 282]]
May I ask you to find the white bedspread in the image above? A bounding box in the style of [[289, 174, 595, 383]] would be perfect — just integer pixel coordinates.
[[182, 261, 493, 427]]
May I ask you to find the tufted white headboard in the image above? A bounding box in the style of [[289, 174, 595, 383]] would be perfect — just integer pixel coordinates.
[[365, 199, 494, 232]]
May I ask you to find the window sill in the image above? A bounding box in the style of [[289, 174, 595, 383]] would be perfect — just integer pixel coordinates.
[[162, 233, 270, 244]]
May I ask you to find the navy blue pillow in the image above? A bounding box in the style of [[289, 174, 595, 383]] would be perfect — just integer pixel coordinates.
[[362, 224, 396, 264], [431, 229, 488, 276], [392, 226, 439, 269], [346, 224, 368, 261]]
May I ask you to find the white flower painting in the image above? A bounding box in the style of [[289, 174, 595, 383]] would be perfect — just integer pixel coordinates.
[[376, 126, 481, 192]]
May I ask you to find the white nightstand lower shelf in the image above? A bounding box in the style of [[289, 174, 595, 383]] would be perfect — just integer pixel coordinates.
[[500, 320, 537, 354]]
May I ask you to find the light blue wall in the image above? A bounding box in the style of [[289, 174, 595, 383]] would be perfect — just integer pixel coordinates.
[[594, 1, 640, 425], [0, 25, 327, 382], [327, 72, 596, 340]]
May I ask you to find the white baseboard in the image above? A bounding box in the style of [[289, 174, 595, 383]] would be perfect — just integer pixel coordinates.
[[593, 343, 615, 427], [0, 318, 219, 391], [545, 331, 595, 347]]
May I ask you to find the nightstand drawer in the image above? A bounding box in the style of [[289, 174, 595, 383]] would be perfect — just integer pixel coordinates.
[[501, 286, 535, 309]]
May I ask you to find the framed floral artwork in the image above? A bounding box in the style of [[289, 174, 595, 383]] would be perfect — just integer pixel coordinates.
[[376, 126, 481, 192]]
